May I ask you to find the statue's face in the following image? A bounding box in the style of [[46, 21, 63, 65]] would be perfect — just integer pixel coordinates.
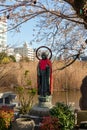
[[41, 53, 47, 59]]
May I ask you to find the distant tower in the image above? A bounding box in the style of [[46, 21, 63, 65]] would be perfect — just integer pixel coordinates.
[[23, 42, 35, 60], [0, 16, 7, 50]]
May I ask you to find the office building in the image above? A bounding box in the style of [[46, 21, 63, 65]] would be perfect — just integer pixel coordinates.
[[0, 16, 7, 51], [14, 42, 35, 61]]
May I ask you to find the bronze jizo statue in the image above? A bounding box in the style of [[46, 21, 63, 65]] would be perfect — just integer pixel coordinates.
[[36, 46, 53, 97]]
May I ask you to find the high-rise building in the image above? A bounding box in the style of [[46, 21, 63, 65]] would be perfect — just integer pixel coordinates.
[[14, 42, 35, 61], [0, 16, 7, 51]]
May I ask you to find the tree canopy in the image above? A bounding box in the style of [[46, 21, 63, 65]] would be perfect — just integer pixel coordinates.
[[0, 0, 87, 28], [0, 0, 87, 69]]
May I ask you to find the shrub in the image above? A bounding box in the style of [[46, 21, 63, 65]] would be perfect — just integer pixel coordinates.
[[1, 57, 11, 64], [40, 116, 61, 130], [15, 70, 36, 114], [9, 55, 16, 62], [0, 106, 14, 130], [16, 86, 36, 114], [50, 102, 75, 130], [0, 52, 7, 63]]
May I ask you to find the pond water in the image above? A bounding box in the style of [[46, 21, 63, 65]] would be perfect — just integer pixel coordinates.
[[52, 90, 81, 110], [34, 90, 81, 110]]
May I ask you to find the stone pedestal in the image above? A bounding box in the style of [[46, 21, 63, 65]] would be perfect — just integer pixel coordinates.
[[28, 95, 53, 129], [20, 95, 53, 129], [29, 95, 53, 116]]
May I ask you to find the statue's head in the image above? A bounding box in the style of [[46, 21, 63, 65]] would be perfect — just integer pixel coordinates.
[[41, 52, 47, 59]]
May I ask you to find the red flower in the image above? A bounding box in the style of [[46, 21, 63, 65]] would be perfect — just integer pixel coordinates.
[[0, 106, 14, 129], [40, 116, 61, 130]]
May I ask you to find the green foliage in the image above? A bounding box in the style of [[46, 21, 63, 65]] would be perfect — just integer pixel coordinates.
[[50, 102, 75, 130], [0, 118, 7, 130], [0, 52, 7, 63], [24, 70, 31, 85], [15, 86, 24, 96], [1, 57, 11, 64], [9, 55, 16, 62], [27, 88, 36, 95], [0, 52, 7, 59], [15, 70, 36, 114], [24, 70, 32, 86], [24, 70, 29, 77], [0, 52, 16, 64], [16, 86, 36, 114]]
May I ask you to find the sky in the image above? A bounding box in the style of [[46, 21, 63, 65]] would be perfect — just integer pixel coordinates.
[[6, 0, 87, 50], [7, 19, 37, 48]]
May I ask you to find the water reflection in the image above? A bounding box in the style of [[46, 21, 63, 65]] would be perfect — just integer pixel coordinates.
[[52, 90, 81, 109], [34, 90, 81, 109]]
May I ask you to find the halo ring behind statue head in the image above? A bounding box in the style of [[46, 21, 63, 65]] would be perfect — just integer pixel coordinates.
[[36, 46, 52, 60]]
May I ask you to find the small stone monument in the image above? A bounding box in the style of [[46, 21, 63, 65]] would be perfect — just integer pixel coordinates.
[[77, 76, 87, 125], [79, 76, 87, 110]]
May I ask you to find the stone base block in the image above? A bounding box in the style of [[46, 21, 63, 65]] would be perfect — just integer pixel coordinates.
[[27, 95, 53, 128], [29, 104, 51, 117], [77, 110, 87, 125]]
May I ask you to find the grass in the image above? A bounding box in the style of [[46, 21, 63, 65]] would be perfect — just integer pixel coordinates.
[[0, 60, 87, 92]]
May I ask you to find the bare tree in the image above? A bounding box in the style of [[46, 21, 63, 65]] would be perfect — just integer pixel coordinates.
[[0, 0, 87, 69], [0, 0, 86, 30], [32, 1, 87, 69]]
